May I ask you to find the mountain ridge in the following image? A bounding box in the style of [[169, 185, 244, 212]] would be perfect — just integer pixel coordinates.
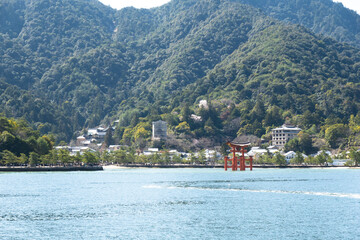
[[0, 0, 359, 148]]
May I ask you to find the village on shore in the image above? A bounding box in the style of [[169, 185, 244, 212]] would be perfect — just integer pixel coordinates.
[[53, 121, 357, 168], [2, 109, 359, 169]]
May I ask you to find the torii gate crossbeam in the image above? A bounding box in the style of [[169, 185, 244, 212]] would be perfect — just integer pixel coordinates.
[[224, 142, 253, 171]]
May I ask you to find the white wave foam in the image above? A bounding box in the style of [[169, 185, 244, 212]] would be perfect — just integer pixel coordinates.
[[142, 185, 164, 189], [241, 189, 360, 199], [143, 185, 360, 199]]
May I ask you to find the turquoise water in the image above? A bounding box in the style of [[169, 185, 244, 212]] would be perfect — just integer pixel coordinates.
[[0, 168, 360, 240]]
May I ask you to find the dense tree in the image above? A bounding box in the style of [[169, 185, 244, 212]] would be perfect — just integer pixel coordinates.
[[349, 149, 360, 167], [284, 138, 302, 153], [272, 152, 287, 166], [104, 127, 114, 147], [19, 153, 28, 165], [284, 132, 315, 154], [256, 153, 273, 164], [82, 151, 98, 165], [264, 106, 283, 127], [29, 152, 39, 167], [175, 122, 191, 134], [298, 132, 315, 155], [238, 0, 360, 48], [314, 151, 332, 165], [0, 150, 18, 166], [290, 152, 305, 165], [0, 131, 16, 152], [36, 137, 51, 155], [325, 124, 349, 148], [304, 156, 317, 165], [181, 104, 192, 124]]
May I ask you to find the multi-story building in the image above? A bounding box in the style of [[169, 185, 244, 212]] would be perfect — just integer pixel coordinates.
[[152, 120, 167, 141], [271, 124, 301, 148]]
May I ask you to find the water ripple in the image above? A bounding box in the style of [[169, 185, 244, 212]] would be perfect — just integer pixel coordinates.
[[0, 212, 98, 221], [155, 179, 325, 185], [143, 185, 360, 199], [0, 194, 40, 198]]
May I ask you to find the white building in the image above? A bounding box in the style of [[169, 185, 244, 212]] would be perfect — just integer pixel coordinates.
[[248, 146, 279, 159], [143, 148, 160, 156], [272, 124, 301, 148], [55, 146, 95, 156], [314, 150, 332, 157], [284, 151, 307, 163], [204, 149, 221, 160], [331, 159, 347, 166], [71, 147, 96, 155], [248, 147, 268, 157]]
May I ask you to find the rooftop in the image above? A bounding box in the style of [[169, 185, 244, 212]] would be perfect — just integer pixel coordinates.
[[272, 124, 301, 131]]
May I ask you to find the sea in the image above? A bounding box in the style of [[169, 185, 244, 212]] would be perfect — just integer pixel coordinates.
[[0, 167, 359, 240]]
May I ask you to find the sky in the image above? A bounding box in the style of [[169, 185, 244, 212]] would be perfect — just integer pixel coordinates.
[[99, 0, 171, 9], [99, 0, 360, 13], [334, 0, 360, 14]]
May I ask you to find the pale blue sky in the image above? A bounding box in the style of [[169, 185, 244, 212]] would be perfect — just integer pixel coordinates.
[[99, 0, 171, 9], [99, 0, 359, 14], [334, 0, 360, 13]]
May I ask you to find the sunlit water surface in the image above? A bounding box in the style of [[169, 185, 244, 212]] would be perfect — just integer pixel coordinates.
[[1, 168, 359, 239]]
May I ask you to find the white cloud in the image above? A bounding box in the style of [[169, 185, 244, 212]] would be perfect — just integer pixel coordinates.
[[334, 0, 360, 14], [99, 0, 171, 9]]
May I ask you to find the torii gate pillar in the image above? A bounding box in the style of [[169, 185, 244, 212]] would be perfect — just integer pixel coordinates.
[[224, 142, 253, 171]]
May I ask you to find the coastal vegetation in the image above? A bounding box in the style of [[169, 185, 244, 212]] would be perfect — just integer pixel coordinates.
[[0, 115, 53, 161]]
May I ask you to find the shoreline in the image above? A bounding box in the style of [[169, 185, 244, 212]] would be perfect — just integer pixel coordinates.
[[103, 164, 355, 169], [0, 165, 357, 172], [0, 166, 103, 172]]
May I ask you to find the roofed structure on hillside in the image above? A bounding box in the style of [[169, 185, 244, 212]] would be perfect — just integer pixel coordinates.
[[232, 135, 262, 146], [77, 125, 115, 146]]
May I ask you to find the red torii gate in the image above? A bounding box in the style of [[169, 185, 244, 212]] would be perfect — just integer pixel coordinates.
[[224, 142, 253, 171]]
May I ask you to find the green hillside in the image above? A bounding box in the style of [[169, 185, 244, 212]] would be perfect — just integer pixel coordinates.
[[237, 0, 360, 48], [180, 24, 360, 139], [0, 0, 359, 151]]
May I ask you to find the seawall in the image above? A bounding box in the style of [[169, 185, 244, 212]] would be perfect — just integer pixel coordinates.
[[113, 164, 347, 169], [0, 166, 103, 172]]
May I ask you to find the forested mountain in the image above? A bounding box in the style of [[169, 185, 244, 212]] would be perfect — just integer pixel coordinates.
[[1, 0, 115, 140], [0, 0, 360, 150], [237, 0, 360, 48]]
